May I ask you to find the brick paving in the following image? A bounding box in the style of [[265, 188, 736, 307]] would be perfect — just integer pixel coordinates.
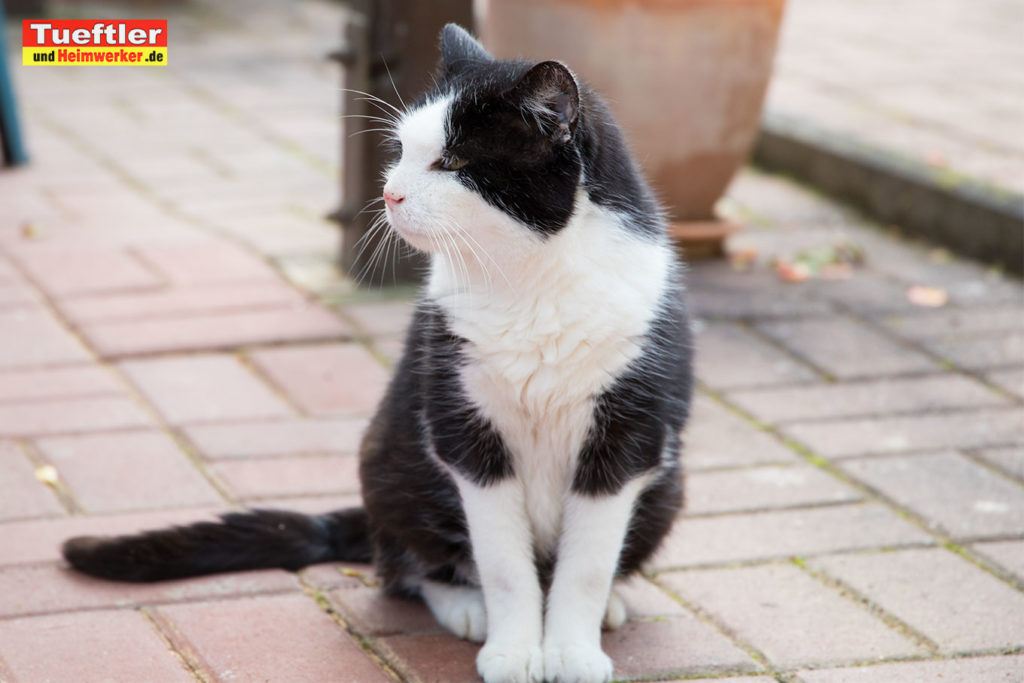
[[0, 0, 1022, 681]]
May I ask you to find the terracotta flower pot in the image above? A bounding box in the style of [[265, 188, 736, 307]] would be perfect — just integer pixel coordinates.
[[479, 0, 786, 256]]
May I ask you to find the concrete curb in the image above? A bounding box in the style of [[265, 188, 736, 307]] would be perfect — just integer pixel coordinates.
[[753, 110, 1024, 275]]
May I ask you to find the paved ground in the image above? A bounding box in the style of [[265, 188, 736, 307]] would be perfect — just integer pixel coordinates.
[[1, 1, 1023, 682], [768, 0, 1024, 197]]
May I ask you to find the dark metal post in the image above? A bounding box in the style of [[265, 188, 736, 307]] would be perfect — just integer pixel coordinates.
[[333, 0, 473, 286]]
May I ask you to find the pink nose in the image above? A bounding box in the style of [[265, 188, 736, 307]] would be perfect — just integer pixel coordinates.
[[383, 189, 404, 207]]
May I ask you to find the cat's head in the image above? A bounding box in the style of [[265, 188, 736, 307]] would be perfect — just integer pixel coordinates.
[[382, 24, 583, 259]]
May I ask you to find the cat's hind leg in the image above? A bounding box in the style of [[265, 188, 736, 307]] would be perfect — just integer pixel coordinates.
[[421, 580, 488, 643]]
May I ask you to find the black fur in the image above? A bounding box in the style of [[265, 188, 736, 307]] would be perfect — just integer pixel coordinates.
[[573, 290, 693, 496], [420, 305, 516, 486], [436, 27, 661, 238], [62, 508, 370, 582], [59, 25, 692, 625]]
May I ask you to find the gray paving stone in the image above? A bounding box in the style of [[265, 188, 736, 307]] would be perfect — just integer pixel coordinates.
[[661, 564, 924, 668], [687, 263, 834, 319], [985, 367, 1024, 399], [926, 333, 1024, 371], [972, 446, 1024, 482], [784, 409, 1024, 458], [686, 465, 862, 515], [853, 231, 1024, 308], [757, 317, 938, 379], [881, 306, 1024, 341], [651, 504, 929, 570], [685, 395, 800, 470], [972, 540, 1024, 583], [798, 655, 1024, 683], [807, 271, 949, 315], [812, 549, 1024, 653], [694, 322, 820, 390], [841, 451, 1024, 538], [727, 374, 1007, 424]]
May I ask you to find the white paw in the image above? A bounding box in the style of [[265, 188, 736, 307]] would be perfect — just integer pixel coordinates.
[[602, 589, 626, 631], [543, 640, 613, 683], [422, 584, 488, 642], [476, 641, 544, 683]]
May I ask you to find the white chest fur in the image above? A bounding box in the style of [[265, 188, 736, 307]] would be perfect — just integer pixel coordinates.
[[428, 200, 673, 553]]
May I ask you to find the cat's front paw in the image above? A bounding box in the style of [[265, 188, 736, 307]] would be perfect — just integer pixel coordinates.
[[542, 640, 613, 683], [476, 641, 544, 683]]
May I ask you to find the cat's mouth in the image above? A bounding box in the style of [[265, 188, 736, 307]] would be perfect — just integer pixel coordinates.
[[385, 208, 435, 252]]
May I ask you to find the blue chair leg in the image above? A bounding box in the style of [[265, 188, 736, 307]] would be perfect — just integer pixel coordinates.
[[0, 0, 29, 166]]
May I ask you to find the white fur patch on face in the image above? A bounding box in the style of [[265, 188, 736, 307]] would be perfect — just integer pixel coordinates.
[[383, 95, 541, 277], [383, 97, 451, 250]]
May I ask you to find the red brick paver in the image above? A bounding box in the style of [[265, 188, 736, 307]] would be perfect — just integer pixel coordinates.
[[209, 454, 361, 501], [154, 593, 391, 683], [10, 246, 165, 297], [603, 616, 762, 679], [248, 343, 391, 416], [33, 430, 223, 513], [0, 565, 299, 619], [0, 610, 195, 683], [184, 416, 368, 459], [120, 354, 293, 424], [0, 308, 93, 368], [0, 395, 153, 437], [0, 364, 123, 402], [328, 586, 444, 637], [134, 242, 282, 286], [376, 633, 482, 683], [58, 281, 307, 324], [0, 441, 65, 521], [84, 304, 349, 358]]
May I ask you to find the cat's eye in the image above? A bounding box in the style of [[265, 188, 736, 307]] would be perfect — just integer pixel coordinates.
[[435, 155, 469, 172]]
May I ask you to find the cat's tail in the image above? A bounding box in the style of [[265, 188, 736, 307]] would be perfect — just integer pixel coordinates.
[[61, 507, 372, 582]]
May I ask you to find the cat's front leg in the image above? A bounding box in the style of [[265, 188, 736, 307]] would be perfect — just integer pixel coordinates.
[[543, 478, 649, 683], [456, 477, 544, 683]]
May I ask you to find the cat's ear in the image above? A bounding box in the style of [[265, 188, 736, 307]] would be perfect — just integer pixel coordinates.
[[440, 24, 492, 74], [511, 61, 580, 144]]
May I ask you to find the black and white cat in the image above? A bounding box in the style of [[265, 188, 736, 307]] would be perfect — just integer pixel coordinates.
[[62, 25, 693, 683]]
